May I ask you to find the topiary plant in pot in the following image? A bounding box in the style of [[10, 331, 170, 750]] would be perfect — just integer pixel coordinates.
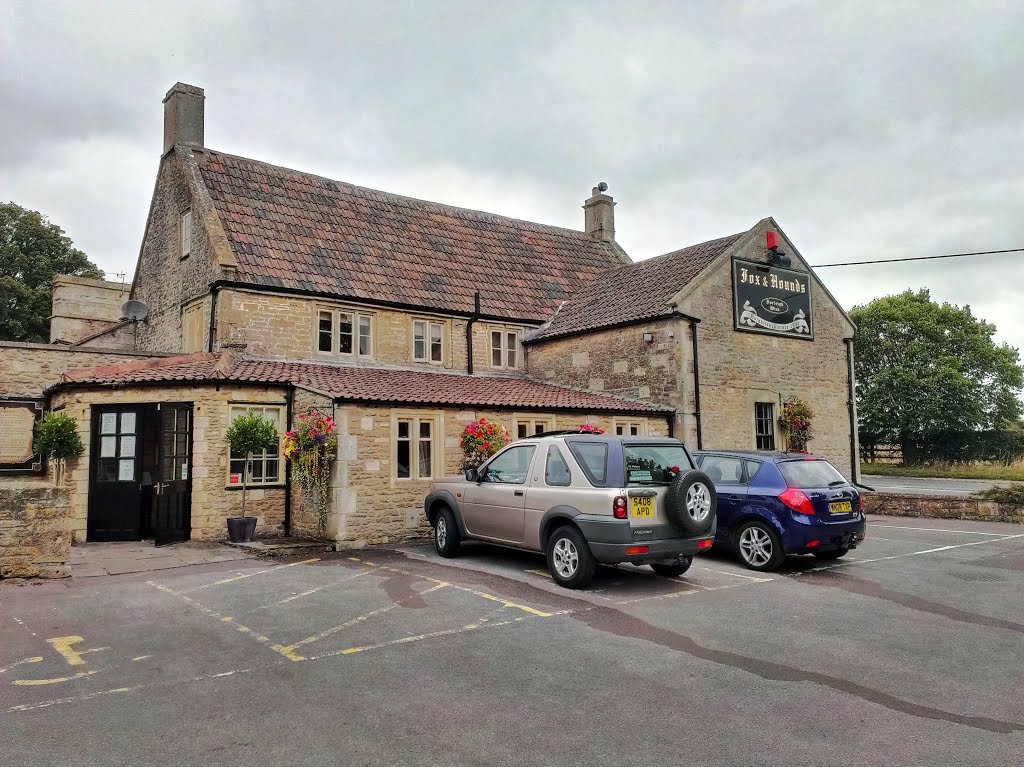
[[34, 411, 84, 488], [225, 411, 279, 543]]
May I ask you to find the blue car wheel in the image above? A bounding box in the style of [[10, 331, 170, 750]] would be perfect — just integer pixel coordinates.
[[734, 520, 785, 571]]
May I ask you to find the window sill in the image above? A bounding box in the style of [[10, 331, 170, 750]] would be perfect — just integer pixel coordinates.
[[225, 483, 285, 491]]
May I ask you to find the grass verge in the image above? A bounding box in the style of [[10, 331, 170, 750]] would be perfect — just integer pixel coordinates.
[[861, 462, 1024, 482]]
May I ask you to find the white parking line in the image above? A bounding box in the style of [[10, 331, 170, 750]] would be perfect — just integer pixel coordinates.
[[869, 524, 1011, 537], [794, 533, 1024, 574]]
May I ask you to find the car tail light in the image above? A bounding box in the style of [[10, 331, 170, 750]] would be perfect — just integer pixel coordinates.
[[779, 488, 815, 515], [806, 540, 820, 548], [625, 546, 649, 555], [697, 539, 713, 549], [613, 496, 628, 520], [858, 495, 864, 512]]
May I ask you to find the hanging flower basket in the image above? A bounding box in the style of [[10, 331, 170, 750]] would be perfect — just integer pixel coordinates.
[[460, 417, 510, 471], [577, 424, 604, 434], [779, 397, 814, 453], [283, 410, 338, 531]]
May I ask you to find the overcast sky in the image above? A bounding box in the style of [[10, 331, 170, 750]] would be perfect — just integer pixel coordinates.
[[3, 1, 1023, 352]]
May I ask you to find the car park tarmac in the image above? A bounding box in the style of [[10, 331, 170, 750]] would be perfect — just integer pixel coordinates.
[[2, 514, 1022, 766]]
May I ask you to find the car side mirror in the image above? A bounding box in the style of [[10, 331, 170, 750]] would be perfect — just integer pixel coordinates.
[[465, 469, 478, 482]]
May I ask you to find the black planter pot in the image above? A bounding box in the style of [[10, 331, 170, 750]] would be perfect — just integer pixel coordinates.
[[227, 516, 257, 543]]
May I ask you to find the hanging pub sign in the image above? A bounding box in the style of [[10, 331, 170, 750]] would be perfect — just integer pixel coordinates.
[[732, 258, 813, 340]]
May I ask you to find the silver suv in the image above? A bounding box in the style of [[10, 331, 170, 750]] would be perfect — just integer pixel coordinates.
[[423, 432, 717, 589]]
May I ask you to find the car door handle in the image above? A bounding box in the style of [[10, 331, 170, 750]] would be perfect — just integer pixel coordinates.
[[513, 490, 524, 496], [724, 494, 743, 501]]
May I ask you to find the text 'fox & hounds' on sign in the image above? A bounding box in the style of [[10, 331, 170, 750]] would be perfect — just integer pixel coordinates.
[[732, 258, 813, 340]]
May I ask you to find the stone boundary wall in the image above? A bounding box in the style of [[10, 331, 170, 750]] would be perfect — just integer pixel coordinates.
[[864, 491, 1023, 524], [0, 341, 166, 399], [0, 479, 72, 580]]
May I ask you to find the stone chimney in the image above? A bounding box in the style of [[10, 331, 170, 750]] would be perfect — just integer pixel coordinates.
[[163, 82, 205, 154], [583, 183, 615, 242]]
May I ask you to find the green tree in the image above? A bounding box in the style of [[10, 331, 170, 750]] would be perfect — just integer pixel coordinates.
[[0, 202, 104, 342], [225, 412, 279, 518], [851, 289, 1024, 460]]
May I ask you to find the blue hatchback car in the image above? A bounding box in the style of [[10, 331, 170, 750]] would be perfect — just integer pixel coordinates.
[[692, 451, 866, 571]]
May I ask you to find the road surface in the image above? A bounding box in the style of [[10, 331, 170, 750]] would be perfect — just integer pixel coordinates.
[[862, 474, 1022, 497]]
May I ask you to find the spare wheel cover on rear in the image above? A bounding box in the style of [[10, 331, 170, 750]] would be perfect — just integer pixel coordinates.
[[665, 469, 716, 535]]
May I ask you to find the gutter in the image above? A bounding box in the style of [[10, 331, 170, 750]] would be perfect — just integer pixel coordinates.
[[688, 317, 703, 449], [466, 291, 480, 375], [208, 279, 543, 326], [284, 385, 294, 536], [846, 338, 873, 490], [207, 284, 220, 353]]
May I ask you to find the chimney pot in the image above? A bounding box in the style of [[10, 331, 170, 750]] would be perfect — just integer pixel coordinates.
[[583, 184, 616, 242], [163, 82, 205, 155]]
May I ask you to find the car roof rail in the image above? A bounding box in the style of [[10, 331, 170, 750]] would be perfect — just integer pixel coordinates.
[[531, 427, 607, 438]]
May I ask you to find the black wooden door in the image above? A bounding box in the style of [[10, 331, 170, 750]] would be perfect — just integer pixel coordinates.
[[88, 406, 143, 541], [153, 404, 193, 546]]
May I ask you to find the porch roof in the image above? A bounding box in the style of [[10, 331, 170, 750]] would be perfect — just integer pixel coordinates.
[[53, 353, 671, 414]]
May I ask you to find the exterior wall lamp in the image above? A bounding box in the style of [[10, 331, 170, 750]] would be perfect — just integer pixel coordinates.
[[642, 332, 654, 343]]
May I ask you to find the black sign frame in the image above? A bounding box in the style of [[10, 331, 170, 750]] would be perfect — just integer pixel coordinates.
[[0, 398, 45, 475], [732, 258, 814, 341]]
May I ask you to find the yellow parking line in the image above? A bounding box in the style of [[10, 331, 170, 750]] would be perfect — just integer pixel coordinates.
[[282, 582, 450, 654], [13, 670, 100, 686]]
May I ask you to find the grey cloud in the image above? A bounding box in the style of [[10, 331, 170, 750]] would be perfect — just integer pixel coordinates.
[[3, 0, 1024, 352]]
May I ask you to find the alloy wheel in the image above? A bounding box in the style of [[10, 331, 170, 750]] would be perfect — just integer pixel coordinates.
[[436, 516, 447, 549], [738, 526, 773, 567], [686, 482, 712, 522], [552, 537, 579, 578]]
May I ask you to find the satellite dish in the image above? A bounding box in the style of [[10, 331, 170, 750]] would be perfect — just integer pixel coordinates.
[[121, 299, 150, 322]]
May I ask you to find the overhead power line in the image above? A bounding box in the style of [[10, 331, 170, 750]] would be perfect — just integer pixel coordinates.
[[812, 247, 1024, 268]]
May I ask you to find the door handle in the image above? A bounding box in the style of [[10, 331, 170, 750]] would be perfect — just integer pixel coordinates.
[[513, 490, 524, 496]]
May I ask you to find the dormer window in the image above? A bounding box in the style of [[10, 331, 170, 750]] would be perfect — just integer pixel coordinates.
[[180, 210, 192, 258]]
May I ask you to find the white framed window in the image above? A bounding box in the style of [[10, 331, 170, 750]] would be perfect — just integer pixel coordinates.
[[394, 414, 439, 480], [180, 210, 192, 258], [513, 415, 554, 440], [413, 320, 444, 363], [490, 329, 519, 369], [614, 420, 646, 437], [227, 404, 285, 486], [316, 308, 373, 358]]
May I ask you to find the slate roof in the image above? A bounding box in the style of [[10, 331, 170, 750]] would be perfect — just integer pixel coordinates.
[[526, 232, 747, 342], [55, 354, 669, 414], [196, 150, 628, 322]]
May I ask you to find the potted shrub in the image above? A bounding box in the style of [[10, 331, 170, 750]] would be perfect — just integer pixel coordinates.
[[225, 411, 279, 543], [282, 410, 338, 534], [460, 417, 510, 477], [34, 412, 84, 487]]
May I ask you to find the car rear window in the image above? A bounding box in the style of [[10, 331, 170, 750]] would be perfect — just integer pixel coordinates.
[[778, 459, 847, 488], [625, 445, 694, 485], [568, 441, 608, 485]]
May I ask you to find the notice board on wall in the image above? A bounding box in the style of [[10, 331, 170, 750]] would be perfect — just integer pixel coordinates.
[[0, 398, 44, 474]]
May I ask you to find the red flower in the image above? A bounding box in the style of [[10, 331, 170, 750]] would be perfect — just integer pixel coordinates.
[[483, 442, 490, 450]]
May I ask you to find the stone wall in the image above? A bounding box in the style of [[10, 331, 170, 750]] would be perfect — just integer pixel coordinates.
[[215, 287, 536, 373], [50, 275, 130, 344], [0, 342, 166, 399], [676, 224, 855, 475], [0, 479, 72, 580], [316, 404, 667, 546], [49, 383, 290, 542], [131, 148, 233, 354], [864, 492, 1024, 524], [525, 318, 687, 431]]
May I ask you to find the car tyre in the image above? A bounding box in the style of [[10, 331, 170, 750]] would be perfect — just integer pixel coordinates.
[[650, 556, 693, 578], [734, 521, 784, 571], [665, 469, 717, 535], [812, 548, 849, 560], [546, 525, 596, 589], [433, 507, 461, 558]]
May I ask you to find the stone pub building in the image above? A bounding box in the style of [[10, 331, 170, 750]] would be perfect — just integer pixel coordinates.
[[0, 83, 858, 577]]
